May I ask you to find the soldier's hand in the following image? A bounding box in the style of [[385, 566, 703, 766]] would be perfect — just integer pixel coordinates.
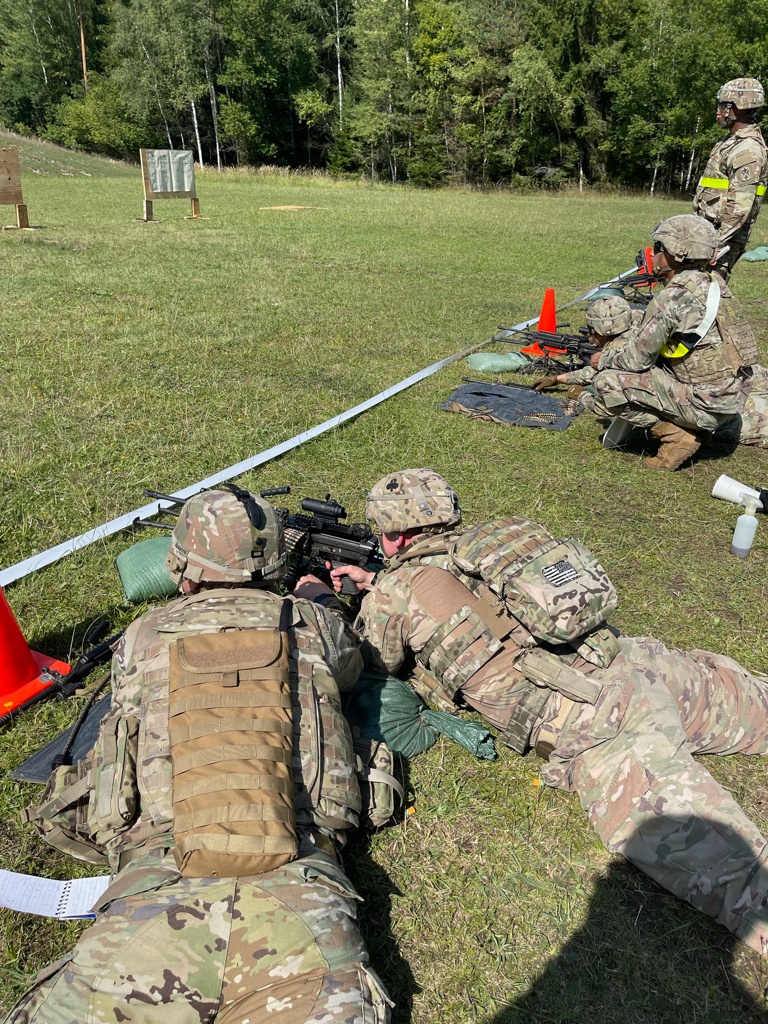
[[294, 575, 335, 601], [589, 352, 602, 370], [327, 562, 377, 593], [532, 375, 561, 391]]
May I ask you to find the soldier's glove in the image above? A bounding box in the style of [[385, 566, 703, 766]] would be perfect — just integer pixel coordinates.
[[532, 375, 561, 391]]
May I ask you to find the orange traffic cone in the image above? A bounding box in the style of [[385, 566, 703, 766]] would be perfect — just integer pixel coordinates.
[[0, 588, 70, 717], [537, 288, 557, 332], [521, 288, 562, 357]]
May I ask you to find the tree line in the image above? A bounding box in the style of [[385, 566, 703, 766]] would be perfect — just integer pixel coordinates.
[[0, 0, 765, 189]]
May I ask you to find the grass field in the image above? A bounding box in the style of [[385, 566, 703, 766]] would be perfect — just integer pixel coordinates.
[[2, 129, 768, 1022]]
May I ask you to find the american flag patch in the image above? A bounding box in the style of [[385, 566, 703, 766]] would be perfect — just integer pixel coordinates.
[[541, 559, 580, 587]]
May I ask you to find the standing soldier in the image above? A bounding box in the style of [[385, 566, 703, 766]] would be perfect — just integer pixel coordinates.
[[7, 488, 391, 1024], [693, 77, 768, 278], [310, 469, 768, 958], [589, 215, 756, 470]]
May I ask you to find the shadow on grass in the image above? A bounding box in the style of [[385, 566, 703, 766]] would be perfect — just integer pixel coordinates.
[[342, 757, 419, 1024], [486, 854, 768, 1024]]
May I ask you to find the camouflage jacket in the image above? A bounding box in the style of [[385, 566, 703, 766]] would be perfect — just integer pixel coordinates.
[[693, 125, 768, 247], [561, 313, 643, 386], [597, 271, 744, 406], [354, 536, 609, 741], [94, 588, 362, 871]]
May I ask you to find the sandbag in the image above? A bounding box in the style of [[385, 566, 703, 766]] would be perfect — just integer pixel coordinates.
[[466, 351, 532, 373], [115, 536, 176, 603], [741, 246, 768, 262], [343, 671, 496, 760]]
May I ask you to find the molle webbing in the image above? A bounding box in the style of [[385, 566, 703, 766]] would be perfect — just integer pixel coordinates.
[[168, 607, 298, 877], [410, 566, 512, 701], [501, 648, 602, 754]]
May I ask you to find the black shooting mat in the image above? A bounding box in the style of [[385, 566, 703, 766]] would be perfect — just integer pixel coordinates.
[[439, 379, 578, 431], [11, 695, 111, 784]]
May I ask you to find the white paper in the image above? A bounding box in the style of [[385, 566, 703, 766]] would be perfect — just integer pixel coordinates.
[[0, 870, 110, 919]]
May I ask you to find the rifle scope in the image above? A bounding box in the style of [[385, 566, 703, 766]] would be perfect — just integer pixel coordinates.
[[302, 497, 346, 520]]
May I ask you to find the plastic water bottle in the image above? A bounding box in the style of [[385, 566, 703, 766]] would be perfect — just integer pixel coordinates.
[[730, 499, 759, 558]]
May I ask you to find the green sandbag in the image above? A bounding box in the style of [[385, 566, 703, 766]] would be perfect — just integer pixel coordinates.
[[422, 710, 496, 760], [344, 670, 496, 760], [466, 351, 531, 373], [742, 245, 768, 262], [115, 535, 176, 603]]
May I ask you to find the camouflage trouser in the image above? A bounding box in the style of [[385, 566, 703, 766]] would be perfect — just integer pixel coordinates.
[[591, 366, 734, 431], [535, 637, 768, 954], [717, 232, 749, 279], [4, 850, 392, 1024]]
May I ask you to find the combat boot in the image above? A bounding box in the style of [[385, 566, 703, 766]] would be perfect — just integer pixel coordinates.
[[642, 422, 701, 471]]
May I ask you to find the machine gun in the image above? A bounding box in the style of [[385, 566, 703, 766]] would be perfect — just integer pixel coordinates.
[[270, 493, 380, 596], [493, 325, 599, 372], [142, 486, 380, 597]]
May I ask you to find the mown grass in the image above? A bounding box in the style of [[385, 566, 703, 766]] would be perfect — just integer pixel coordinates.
[[1, 131, 768, 1021]]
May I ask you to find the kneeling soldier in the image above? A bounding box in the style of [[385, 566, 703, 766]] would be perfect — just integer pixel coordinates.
[[590, 215, 756, 470], [532, 295, 641, 407]]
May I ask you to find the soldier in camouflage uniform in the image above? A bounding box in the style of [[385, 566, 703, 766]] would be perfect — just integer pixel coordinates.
[[532, 296, 643, 408], [309, 469, 768, 956], [693, 78, 767, 278], [6, 488, 391, 1024], [716, 363, 768, 447], [590, 214, 755, 470]]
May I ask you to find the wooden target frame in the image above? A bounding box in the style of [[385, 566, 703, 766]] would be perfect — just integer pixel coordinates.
[[0, 148, 30, 229], [139, 148, 202, 221]]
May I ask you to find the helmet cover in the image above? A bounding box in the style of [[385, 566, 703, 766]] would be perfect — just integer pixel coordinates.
[[652, 214, 716, 262], [717, 78, 764, 110], [586, 296, 632, 335], [366, 469, 462, 533], [166, 489, 286, 585]]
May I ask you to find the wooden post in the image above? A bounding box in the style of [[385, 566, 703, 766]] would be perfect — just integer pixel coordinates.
[[190, 197, 201, 218], [15, 204, 29, 229], [143, 200, 154, 222]]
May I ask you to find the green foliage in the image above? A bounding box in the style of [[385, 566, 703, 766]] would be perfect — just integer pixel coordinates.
[[44, 77, 153, 159], [1, 0, 767, 182]]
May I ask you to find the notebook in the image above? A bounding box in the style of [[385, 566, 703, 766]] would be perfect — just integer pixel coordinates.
[[0, 870, 110, 919]]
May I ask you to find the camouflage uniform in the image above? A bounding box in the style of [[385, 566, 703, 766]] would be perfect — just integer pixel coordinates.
[[693, 78, 768, 275], [716, 364, 768, 447], [358, 471, 768, 954], [591, 270, 747, 431], [6, 491, 391, 1024], [558, 298, 643, 413]]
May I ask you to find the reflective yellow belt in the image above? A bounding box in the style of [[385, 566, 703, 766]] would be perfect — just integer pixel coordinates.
[[698, 176, 766, 195]]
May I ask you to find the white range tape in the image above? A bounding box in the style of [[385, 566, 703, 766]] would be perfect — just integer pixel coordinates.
[[1, 266, 639, 588]]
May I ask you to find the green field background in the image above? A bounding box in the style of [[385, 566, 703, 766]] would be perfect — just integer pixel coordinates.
[[1, 134, 768, 1021]]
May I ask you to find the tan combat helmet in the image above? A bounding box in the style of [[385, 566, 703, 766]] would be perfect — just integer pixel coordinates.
[[717, 77, 764, 111], [167, 487, 286, 585], [586, 296, 632, 336], [652, 214, 716, 263], [366, 469, 462, 534]]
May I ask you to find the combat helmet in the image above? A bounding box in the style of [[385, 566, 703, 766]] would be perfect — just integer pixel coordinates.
[[717, 78, 764, 111], [652, 214, 716, 263], [167, 486, 286, 585], [586, 296, 632, 336], [366, 469, 462, 533]]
